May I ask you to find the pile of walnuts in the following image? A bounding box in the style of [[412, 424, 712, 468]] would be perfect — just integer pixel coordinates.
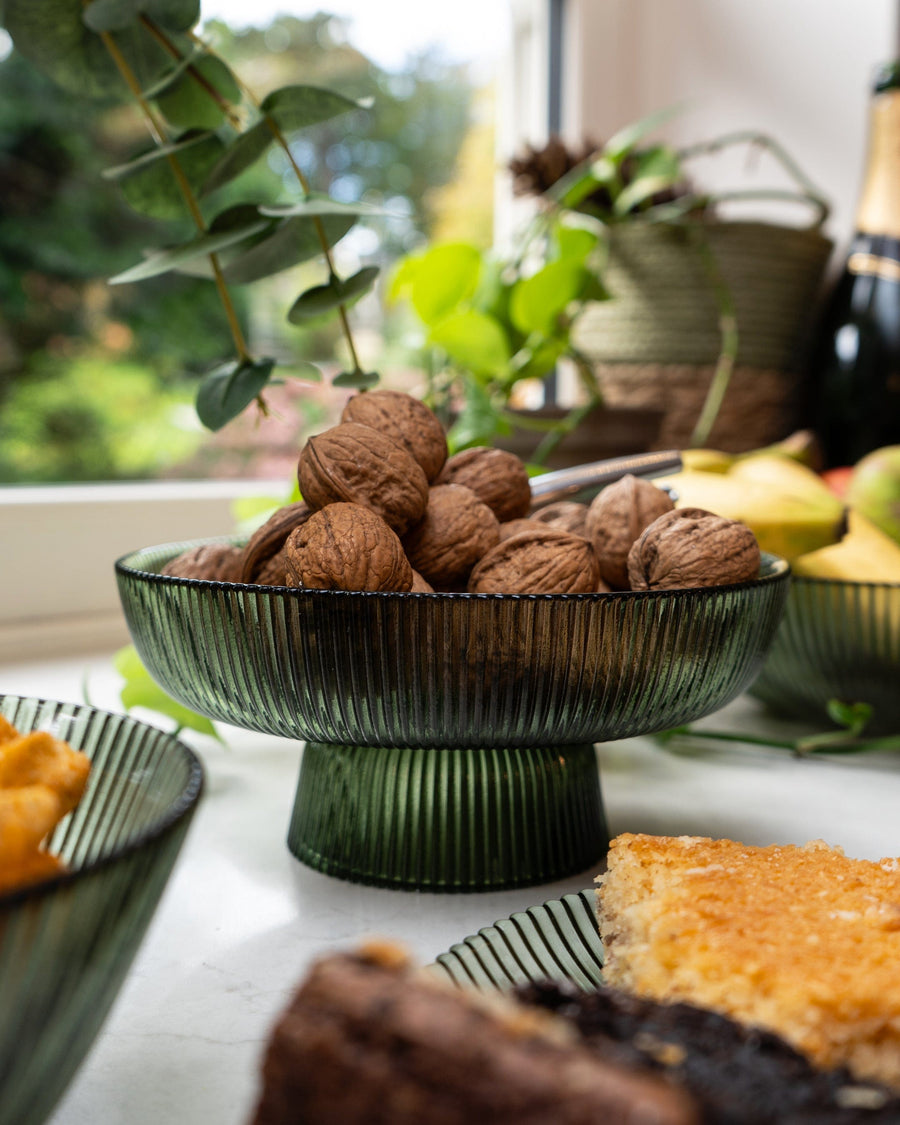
[[162, 390, 761, 594]]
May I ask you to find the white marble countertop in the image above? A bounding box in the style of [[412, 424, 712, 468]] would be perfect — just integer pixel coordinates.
[[3, 653, 900, 1125]]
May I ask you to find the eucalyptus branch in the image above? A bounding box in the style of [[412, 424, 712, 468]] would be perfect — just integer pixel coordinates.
[[187, 27, 366, 376], [656, 724, 900, 758], [97, 26, 251, 361]]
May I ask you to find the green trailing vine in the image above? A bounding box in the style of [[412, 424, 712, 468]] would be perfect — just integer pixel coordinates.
[[4, 0, 381, 431]]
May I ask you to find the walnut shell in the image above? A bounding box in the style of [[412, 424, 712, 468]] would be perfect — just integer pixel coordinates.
[[468, 526, 600, 594], [435, 447, 531, 523], [283, 502, 413, 592], [530, 500, 589, 536], [298, 422, 429, 535], [627, 507, 762, 591], [161, 542, 244, 582], [402, 484, 500, 587], [240, 501, 312, 583], [253, 549, 288, 587], [410, 569, 435, 593], [585, 475, 675, 590], [498, 517, 540, 542], [340, 389, 448, 482]]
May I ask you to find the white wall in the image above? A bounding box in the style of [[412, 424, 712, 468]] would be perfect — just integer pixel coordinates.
[[558, 0, 897, 254]]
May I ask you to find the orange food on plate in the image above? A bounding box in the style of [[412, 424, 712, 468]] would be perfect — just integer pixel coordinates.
[[0, 716, 91, 894]]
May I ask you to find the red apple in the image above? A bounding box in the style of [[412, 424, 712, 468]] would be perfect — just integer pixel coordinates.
[[820, 466, 854, 497]]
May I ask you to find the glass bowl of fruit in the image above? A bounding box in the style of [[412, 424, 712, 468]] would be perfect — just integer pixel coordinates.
[[115, 392, 790, 892], [0, 695, 202, 1125]]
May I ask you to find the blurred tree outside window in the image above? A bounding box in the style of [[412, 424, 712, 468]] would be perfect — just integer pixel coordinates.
[[0, 10, 500, 484]]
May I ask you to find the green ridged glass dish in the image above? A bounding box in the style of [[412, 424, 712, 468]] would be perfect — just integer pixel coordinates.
[[432, 889, 603, 991], [750, 576, 900, 734], [0, 696, 203, 1125], [116, 543, 788, 891]]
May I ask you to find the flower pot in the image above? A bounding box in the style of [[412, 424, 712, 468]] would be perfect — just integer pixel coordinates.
[[572, 221, 834, 452]]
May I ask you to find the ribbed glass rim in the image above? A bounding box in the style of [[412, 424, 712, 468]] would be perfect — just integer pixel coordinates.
[[0, 696, 204, 909], [115, 539, 790, 600]]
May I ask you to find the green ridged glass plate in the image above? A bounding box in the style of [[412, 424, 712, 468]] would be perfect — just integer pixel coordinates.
[[750, 575, 900, 733], [432, 888, 604, 991], [0, 696, 203, 1125]]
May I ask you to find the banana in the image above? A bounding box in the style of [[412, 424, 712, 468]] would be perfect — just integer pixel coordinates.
[[792, 510, 900, 582], [658, 456, 848, 561]]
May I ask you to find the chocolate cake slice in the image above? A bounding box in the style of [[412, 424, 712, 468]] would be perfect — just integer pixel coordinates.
[[250, 941, 699, 1125]]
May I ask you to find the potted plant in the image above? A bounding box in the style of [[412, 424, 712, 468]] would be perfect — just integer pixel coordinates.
[[391, 113, 834, 461]]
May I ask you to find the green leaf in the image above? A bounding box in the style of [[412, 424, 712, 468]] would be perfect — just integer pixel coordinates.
[[108, 218, 270, 284], [260, 196, 391, 219], [447, 380, 504, 449], [554, 224, 601, 264], [428, 310, 510, 377], [195, 356, 276, 431], [287, 360, 324, 383], [287, 266, 379, 324], [260, 83, 372, 129], [105, 131, 224, 220], [114, 645, 222, 740], [825, 699, 873, 733], [6, 0, 172, 97], [84, 0, 199, 31], [155, 55, 240, 131], [201, 86, 371, 194], [509, 261, 588, 335], [333, 369, 380, 389], [509, 337, 567, 382], [407, 242, 482, 325], [221, 214, 355, 284], [603, 104, 683, 161], [612, 148, 683, 216]]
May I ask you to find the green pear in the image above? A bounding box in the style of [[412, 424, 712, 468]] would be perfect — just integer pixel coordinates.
[[846, 446, 900, 545]]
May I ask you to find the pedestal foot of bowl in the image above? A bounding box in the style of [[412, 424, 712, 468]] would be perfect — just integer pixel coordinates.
[[287, 742, 608, 892]]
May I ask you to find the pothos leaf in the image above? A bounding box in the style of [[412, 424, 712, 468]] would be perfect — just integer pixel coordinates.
[[113, 645, 222, 740], [195, 356, 276, 431]]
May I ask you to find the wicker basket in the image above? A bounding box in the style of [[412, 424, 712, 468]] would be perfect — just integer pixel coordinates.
[[572, 220, 834, 452]]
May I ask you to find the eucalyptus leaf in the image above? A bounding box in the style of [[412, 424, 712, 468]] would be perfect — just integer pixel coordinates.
[[5, 0, 172, 97], [155, 55, 240, 131], [107, 131, 224, 220], [428, 310, 510, 377], [140, 45, 209, 100], [333, 369, 380, 390], [201, 86, 371, 194], [108, 218, 270, 284], [260, 196, 390, 219], [143, 0, 200, 31], [221, 213, 355, 285], [83, 0, 199, 31], [114, 645, 222, 740], [196, 356, 275, 431], [287, 266, 379, 324]]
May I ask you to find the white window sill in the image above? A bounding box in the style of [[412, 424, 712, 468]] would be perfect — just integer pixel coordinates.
[[0, 480, 285, 664]]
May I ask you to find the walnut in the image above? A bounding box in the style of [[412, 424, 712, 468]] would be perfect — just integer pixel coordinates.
[[435, 447, 531, 523], [298, 422, 429, 535], [410, 569, 435, 593], [340, 389, 448, 482], [498, 517, 539, 541], [283, 502, 413, 592], [402, 484, 500, 587], [627, 507, 762, 591], [530, 500, 589, 536], [253, 549, 288, 586], [161, 542, 244, 582], [585, 475, 675, 590], [468, 526, 600, 594], [240, 501, 312, 583]]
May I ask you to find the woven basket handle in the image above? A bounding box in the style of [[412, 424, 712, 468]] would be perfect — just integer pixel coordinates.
[[676, 130, 831, 229]]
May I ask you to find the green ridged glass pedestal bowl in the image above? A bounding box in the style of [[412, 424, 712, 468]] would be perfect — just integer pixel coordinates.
[[116, 545, 788, 892]]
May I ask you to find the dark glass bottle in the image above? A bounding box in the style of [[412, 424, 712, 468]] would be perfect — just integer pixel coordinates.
[[812, 61, 900, 467]]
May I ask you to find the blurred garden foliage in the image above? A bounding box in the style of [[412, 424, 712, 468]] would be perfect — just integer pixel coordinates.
[[0, 12, 492, 482]]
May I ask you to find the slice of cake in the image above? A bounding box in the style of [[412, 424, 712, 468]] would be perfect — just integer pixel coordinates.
[[596, 833, 900, 1090], [250, 942, 700, 1125]]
